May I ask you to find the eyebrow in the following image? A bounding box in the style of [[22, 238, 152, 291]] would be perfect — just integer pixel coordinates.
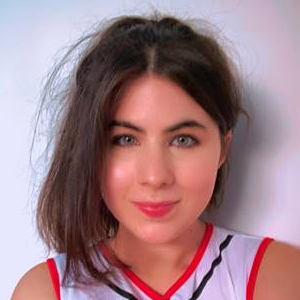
[[108, 119, 207, 133]]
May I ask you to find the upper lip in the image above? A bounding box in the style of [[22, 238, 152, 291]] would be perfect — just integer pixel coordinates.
[[132, 200, 179, 207]]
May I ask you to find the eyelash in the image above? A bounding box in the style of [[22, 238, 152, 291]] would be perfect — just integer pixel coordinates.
[[110, 134, 199, 148]]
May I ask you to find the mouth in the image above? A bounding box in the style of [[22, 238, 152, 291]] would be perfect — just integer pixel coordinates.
[[132, 200, 179, 218]]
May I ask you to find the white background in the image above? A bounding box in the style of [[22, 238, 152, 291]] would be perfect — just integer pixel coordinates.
[[1, 1, 299, 299]]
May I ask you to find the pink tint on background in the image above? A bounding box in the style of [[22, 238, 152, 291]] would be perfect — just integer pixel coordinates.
[[236, 1, 300, 113], [201, 1, 300, 244], [237, 1, 300, 157]]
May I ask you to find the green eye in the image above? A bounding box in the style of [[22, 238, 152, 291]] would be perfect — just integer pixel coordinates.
[[111, 135, 136, 146], [172, 135, 198, 147], [111, 134, 199, 148]]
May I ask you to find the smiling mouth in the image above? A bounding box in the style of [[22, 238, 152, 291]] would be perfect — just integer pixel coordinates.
[[132, 201, 179, 218]]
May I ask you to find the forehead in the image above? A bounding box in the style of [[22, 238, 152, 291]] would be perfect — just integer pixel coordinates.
[[114, 74, 217, 129]]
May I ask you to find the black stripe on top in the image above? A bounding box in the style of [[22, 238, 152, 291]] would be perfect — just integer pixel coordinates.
[[107, 282, 139, 300], [188, 234, 234, 300], [107, 234, 234, 300]]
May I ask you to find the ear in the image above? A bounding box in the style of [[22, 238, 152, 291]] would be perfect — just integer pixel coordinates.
[[218, 129, 233, 168]]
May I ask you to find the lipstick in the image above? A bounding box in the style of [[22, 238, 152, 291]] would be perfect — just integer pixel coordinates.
[[132, 201, 179, 218]]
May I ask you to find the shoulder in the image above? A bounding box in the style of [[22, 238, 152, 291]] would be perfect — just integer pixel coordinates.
[[254, 240, 300, 300], [11, 262, 57, 300]]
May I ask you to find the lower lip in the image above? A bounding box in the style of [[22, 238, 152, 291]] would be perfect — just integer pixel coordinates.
[[134, 202, 178, 218]]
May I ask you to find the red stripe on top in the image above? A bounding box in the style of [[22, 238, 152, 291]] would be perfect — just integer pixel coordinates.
[[121, 223, 213, 300], [246, 237, 274, 300], [46, 258, 61, 300]]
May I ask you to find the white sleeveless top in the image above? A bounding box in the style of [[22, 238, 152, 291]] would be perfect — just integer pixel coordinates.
[[46, 223, 273, 300]]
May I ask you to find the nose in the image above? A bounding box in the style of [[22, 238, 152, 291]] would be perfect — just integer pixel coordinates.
[[137, 145, 174, 189]]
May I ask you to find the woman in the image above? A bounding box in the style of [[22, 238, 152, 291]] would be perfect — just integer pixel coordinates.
[[11, 11, 300, 300]]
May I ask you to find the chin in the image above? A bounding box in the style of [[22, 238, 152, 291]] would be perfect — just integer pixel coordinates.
[[133, 225, 178, 245]]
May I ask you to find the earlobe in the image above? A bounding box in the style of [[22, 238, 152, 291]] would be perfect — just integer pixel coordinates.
[[218, 129, 233, 168]]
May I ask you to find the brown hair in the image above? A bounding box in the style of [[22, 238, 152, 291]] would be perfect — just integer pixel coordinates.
[[33, 11, 248, 286]]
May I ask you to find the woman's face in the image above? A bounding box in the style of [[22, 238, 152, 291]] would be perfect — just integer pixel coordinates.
[[101, 73, 232, 244]]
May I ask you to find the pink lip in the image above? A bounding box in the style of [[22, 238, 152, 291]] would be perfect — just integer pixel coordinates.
[[133, 201, 179, 218]]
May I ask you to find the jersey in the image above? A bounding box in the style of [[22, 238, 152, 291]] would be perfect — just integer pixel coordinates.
[[46, 223, 274, 300]]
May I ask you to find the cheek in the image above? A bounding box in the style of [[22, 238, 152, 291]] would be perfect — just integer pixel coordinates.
[[183, 160, 218, 196], [179, 148, 221, 202], [101, 157, 134, 210], [101, 141, 221, 211]]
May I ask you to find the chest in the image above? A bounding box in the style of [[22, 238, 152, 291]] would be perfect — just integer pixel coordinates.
[[63, 266, 243, 300]]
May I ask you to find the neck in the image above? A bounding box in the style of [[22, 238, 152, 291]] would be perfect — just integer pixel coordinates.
[[106, 220, 206, 275]]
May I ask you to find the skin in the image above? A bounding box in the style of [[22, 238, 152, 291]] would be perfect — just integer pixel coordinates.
[[11, 262, 56, 300], [11, 74, 300, 300], [101, 73, 232, 290], [102, 74, 232, 287]]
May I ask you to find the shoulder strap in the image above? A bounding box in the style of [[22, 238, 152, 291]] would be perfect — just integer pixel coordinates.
[[46, 258, 61, 300], [246, 237, 274, 300]]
